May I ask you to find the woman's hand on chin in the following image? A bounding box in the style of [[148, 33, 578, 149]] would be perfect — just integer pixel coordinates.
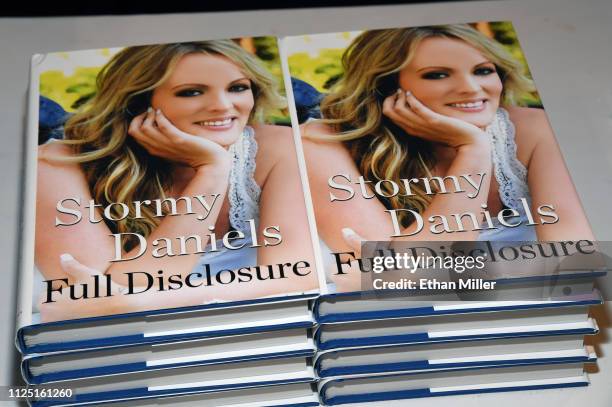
[[382, 89, 490, 152], [128, 108, 232, 171]]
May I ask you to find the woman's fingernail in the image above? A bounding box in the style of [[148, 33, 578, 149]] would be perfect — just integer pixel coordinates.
[[405, 90, 412, 97], [342, 227, 356, 239], [147, 107, 153, 113], [60, 253, 74, 262]]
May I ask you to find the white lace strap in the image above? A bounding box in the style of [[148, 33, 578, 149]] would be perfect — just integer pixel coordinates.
[[227, 126, 261, 231], [487, 108, 531, 210]]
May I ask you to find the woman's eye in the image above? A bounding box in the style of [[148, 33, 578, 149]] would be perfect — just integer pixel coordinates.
[[229, 83, 251, 92], [474, 66, 496, 76], [421, 71, 449, 80], [175, 89, 203, 97]]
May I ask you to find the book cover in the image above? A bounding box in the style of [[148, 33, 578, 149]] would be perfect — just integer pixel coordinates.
[[284, 22, 598, 296], [17, 36, 324, 335]]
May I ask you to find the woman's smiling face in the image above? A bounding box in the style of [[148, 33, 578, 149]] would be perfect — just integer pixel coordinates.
[[151, 53, 254, 147], [398, 36, 503, 129]]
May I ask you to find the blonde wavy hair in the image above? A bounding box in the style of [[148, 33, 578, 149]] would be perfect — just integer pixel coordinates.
[[57, 40, 284, 251], [318, 24, 535, 228]]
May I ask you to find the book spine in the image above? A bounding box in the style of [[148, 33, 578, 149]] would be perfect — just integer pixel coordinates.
[[15, 53, 45, 352], [278, 36, 330, 296]]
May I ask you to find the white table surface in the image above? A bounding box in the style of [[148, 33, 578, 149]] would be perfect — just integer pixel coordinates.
[[1, 0, 611, 405]]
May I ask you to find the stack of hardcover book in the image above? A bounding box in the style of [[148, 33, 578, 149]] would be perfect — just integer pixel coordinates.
[[17, 35, 324, 406], [18, 303, 320, 405], [16, 21, 607, 406], [281, 23, 606, 406], [312, 283, 601, 405]]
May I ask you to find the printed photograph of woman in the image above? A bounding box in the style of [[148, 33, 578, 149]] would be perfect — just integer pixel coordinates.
[[286, 23, 594, 291], [35, 38, 319, 322]]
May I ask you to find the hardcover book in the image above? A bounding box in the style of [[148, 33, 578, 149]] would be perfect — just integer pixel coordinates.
[[315, 304, 598, 351], [318, 362, 590, 405], [283, 22, 603, 319], [314, 334, 595, 377], [17, 36, 325, 354]]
